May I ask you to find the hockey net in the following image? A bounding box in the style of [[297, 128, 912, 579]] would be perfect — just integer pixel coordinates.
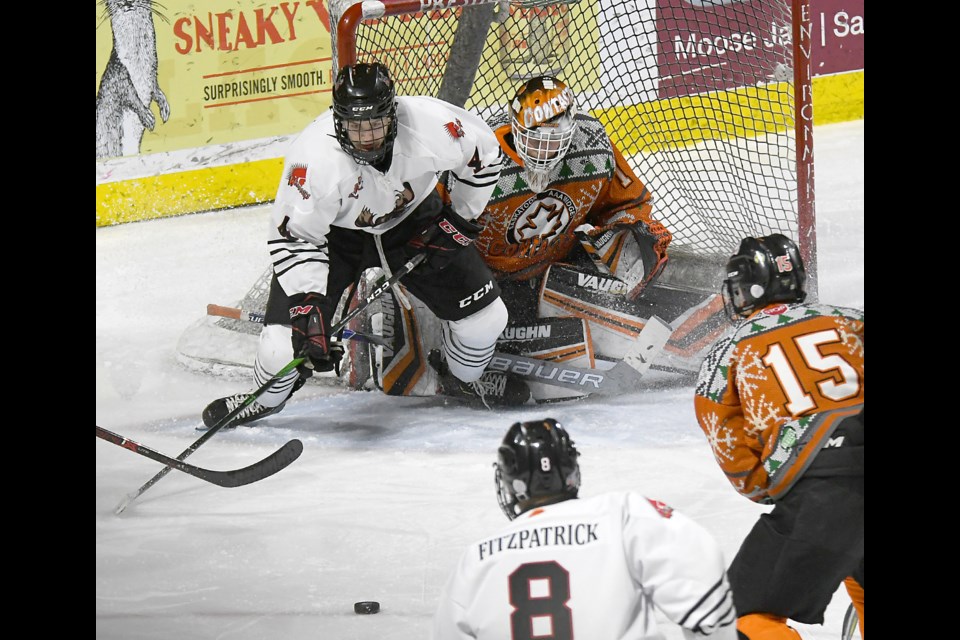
[[333, 0, 816, 275], [178, 0, 815, 380]]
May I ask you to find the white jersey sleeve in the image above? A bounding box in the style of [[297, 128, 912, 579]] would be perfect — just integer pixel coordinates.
[[620, 493, 737, 639], [267, 113, 346, 296], [431, 491, 737, 640], [396, 96, 503, 221]]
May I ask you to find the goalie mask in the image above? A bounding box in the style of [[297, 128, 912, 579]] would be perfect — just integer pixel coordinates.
[[495, 418, 581, 520], [510, 76, 578, 193], [332, 62, 398, 166], [722, 233, 807, 321]]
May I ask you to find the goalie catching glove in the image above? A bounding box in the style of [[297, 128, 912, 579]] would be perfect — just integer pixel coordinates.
[[289, 292, 344, 376], [405, 205, 483, 274], [576, 220, 670, 299]]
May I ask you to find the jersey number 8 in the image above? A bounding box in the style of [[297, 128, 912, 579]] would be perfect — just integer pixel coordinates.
[[508, 561, 572, 639]]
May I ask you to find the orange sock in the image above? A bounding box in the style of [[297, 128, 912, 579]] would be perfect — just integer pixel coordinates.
[[737, 613, 803, 639], [844, 576, 864, 638]]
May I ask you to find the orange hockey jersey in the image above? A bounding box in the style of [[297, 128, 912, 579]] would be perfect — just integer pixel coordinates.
[[694, 302, 864, 504], [472, 112, 671, 282]]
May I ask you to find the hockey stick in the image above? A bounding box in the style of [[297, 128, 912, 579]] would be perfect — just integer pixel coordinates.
[[113, 357, 306, 514], [115, 253, 425, 514], [206, 303, 390, 347], [488, 317, 673, 395], [575, 229, 614, 276], [97, 426, 303, 489]]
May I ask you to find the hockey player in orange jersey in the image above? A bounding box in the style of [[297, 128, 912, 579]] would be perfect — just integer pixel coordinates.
[[694, 234, 864, 639], [449, 75, 713, 404], [474, 75, 671, 306]]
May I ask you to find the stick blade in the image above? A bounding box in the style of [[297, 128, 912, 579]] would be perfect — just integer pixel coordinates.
[[211, 439, 304, 488], [114, 492, 135, 515]]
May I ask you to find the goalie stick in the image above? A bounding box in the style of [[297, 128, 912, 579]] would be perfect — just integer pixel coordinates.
[[115, 253, 426, 514], [97, 426, 303, 489]]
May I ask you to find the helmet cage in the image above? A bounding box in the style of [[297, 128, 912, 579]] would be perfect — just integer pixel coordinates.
[[512, 115, 577, 173], [494, 419, 581, 520], [332, 63, 398, 165], [509, 77, 577, 190]]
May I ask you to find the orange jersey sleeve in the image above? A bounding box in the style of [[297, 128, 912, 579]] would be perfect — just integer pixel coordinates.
[[694, 302, 864, 503], [587, 143, 654, 229], [589, 143, 671, 260]]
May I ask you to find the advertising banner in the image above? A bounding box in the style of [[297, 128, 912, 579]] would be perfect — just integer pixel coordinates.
[[96, 0, 337, 161], [810, 0, 864, 75]]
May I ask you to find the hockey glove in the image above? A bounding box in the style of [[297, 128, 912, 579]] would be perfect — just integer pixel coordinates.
[[289, 292, 344, 376], [576, 221, 670, 299], [404, 206, 483, 274]]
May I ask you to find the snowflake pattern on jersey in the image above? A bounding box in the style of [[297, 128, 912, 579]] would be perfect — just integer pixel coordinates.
[[696, 302, 864, 501]]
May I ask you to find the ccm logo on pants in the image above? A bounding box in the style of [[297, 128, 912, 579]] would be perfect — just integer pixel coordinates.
[[459, 280, 494, 308]]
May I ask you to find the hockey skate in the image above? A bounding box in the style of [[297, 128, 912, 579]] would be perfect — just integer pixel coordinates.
[[201, 393, 287, 429], [428, 350, 531, 408]]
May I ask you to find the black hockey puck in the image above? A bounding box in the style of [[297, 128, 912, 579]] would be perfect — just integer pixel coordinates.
[[354, 601, 380, 615]]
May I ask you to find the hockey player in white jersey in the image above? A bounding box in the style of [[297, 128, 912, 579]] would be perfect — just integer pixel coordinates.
[[201, 62, 509, 427], [432, 418, 738, 640]]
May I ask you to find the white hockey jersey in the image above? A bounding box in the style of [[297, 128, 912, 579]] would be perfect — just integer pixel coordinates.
[[432, 491, 737, 640], [268, 96, 503, 297]]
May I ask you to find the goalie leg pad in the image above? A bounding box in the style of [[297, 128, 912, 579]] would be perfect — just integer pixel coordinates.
[[538, 263, 654, 362], [374, 285, 440, 397], [340, 269, 381, 391], [498, 316, 596, 403], [637, 283, 727, 377]]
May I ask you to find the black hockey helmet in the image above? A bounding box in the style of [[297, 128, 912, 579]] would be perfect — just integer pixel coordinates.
[[332, 62, 398, 165], [495, 418, 581, 520], [722, 233, 807, 321]]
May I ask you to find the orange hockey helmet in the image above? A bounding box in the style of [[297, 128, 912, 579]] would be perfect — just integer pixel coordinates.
[[509, 76, 577, 192]]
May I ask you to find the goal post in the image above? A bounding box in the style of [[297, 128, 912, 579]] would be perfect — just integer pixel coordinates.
[[330, 0, 818, 295]]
